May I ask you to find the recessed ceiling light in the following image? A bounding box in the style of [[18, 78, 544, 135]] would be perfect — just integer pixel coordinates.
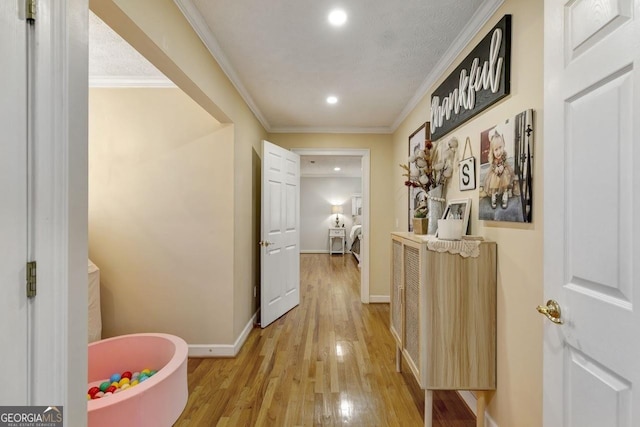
[[334, 167, 341, 171], [328, 9, 347, 26], [326, 96, 338, 104]]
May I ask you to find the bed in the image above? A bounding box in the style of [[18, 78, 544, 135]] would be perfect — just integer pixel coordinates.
[[350, 224, 362, 266]]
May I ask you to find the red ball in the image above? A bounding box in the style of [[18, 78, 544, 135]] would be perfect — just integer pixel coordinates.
[[121, 371, 132, 380], [88, 386, 100, 396], [106, 385, 117, 393]]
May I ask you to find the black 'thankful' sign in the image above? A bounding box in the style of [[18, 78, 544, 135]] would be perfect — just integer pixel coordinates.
[[430, 15, 511, 141]]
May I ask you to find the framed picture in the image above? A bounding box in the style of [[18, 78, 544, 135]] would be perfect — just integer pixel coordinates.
[[441, 198, 472, 236], [479, 109, 534, 222], [408, 122, 429, 231]]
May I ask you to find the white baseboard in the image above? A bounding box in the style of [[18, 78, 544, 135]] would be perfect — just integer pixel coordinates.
[[369, 295, 390, 303], [188, 311, 257, 357], [458, 391, 498, 427]]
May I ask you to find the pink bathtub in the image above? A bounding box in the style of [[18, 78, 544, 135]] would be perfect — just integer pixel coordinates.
[[88, 333, 188, 427]]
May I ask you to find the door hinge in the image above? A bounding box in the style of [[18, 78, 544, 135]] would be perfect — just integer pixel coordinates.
[[26, 0, 36, 23], [26, 261, 36, 298]]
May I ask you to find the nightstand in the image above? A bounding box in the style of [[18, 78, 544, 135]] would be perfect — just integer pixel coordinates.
[[328, 227, 346, 255]]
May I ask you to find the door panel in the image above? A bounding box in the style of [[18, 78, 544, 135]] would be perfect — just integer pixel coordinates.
[[260, 140, 300, 328], [0, 0, 28, 405], [567, 349, 631, 427], [544, 0, 640, 425]]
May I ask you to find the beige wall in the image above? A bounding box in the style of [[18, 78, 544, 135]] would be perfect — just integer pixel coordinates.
[[92, 0, 268, 343], [268, 133, 394, 297], [392, 0, 543, 425], [89, 88, 235, 343], [89, 4, 544, 423]]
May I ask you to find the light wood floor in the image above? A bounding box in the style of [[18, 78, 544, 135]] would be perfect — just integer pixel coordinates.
[[174, 254, 475, 426]]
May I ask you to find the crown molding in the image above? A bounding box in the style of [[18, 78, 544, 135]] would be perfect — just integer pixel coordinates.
[[269, 126, 393, 135], [301, 173, 363, 179], [89, 76, 176, 88], [173, 0, 272, 131], [390, 0, 505, 132], [173, 0, 504, 135]]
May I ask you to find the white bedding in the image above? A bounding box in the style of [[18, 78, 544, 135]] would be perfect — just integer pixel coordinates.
[[350, 224, 362, 240]]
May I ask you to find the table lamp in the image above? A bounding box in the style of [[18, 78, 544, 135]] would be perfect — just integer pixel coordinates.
[[331, 205, 343, 227]]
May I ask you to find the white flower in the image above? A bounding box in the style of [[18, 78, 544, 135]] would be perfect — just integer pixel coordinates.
[[408, 155, 416, 163], [419, 174, 430, 185], [433, 162, 444, 171], [416, 158, 427, 168]]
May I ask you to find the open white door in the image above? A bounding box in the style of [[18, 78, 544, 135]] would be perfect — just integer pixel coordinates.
[[260, 140, 300, 328], [543, 1, 640, 425], [0, 0, 29, 405]]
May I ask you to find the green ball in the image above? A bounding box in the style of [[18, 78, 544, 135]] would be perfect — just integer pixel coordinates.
[[99, 381, 111, 392]]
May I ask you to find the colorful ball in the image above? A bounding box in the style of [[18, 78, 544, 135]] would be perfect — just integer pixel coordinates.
[[87, 366, 156, 399]]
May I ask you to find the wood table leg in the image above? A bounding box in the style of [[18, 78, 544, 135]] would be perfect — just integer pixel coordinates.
[[476, 391, 486, 427], [395, 346, 401, 372], [424, 389, 433, 427]]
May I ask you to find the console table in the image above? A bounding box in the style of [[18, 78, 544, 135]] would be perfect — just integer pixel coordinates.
[[390, 232, 496, 427]]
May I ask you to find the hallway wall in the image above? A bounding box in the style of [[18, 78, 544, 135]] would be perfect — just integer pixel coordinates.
[[392, 0, 544, 425]]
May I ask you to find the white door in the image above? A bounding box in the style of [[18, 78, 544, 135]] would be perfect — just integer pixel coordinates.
[[260, 140, 300, 328], [0, 0, 29, 405], [543, 1, 640, 425]]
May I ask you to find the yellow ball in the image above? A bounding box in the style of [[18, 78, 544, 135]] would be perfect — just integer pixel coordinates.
[[111, 381, 120, 389], [118, 377, 130, 386], [141, 368, 151, 376], [130, 379, 139, 387]]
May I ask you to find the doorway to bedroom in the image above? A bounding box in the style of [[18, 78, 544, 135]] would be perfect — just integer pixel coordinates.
[[293, 149, 370, 303]]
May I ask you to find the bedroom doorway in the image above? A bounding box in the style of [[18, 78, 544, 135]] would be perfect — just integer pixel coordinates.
[[293, 148, 370, 303]]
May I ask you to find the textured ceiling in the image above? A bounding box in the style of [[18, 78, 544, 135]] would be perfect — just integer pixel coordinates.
[[89, 12, 173, 87], [89, 1, 503, 133], [300, 156, 362, 178], [175, 0, 501, 133]]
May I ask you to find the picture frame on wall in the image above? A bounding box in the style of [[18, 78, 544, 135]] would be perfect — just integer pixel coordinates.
[[479, 109, 534, 223], [407, 122, 429, 231]]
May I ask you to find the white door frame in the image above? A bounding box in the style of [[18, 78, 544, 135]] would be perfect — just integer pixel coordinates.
[[292, 148, 370, 304], [25, 0, 88, 423]]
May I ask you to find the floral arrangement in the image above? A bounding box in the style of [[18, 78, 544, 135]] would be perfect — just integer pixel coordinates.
[[400, 137, 459, 217]]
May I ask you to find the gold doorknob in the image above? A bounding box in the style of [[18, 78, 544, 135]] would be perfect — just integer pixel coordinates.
[[258, 241, 273, 247], [537, 299, 563, 324]]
